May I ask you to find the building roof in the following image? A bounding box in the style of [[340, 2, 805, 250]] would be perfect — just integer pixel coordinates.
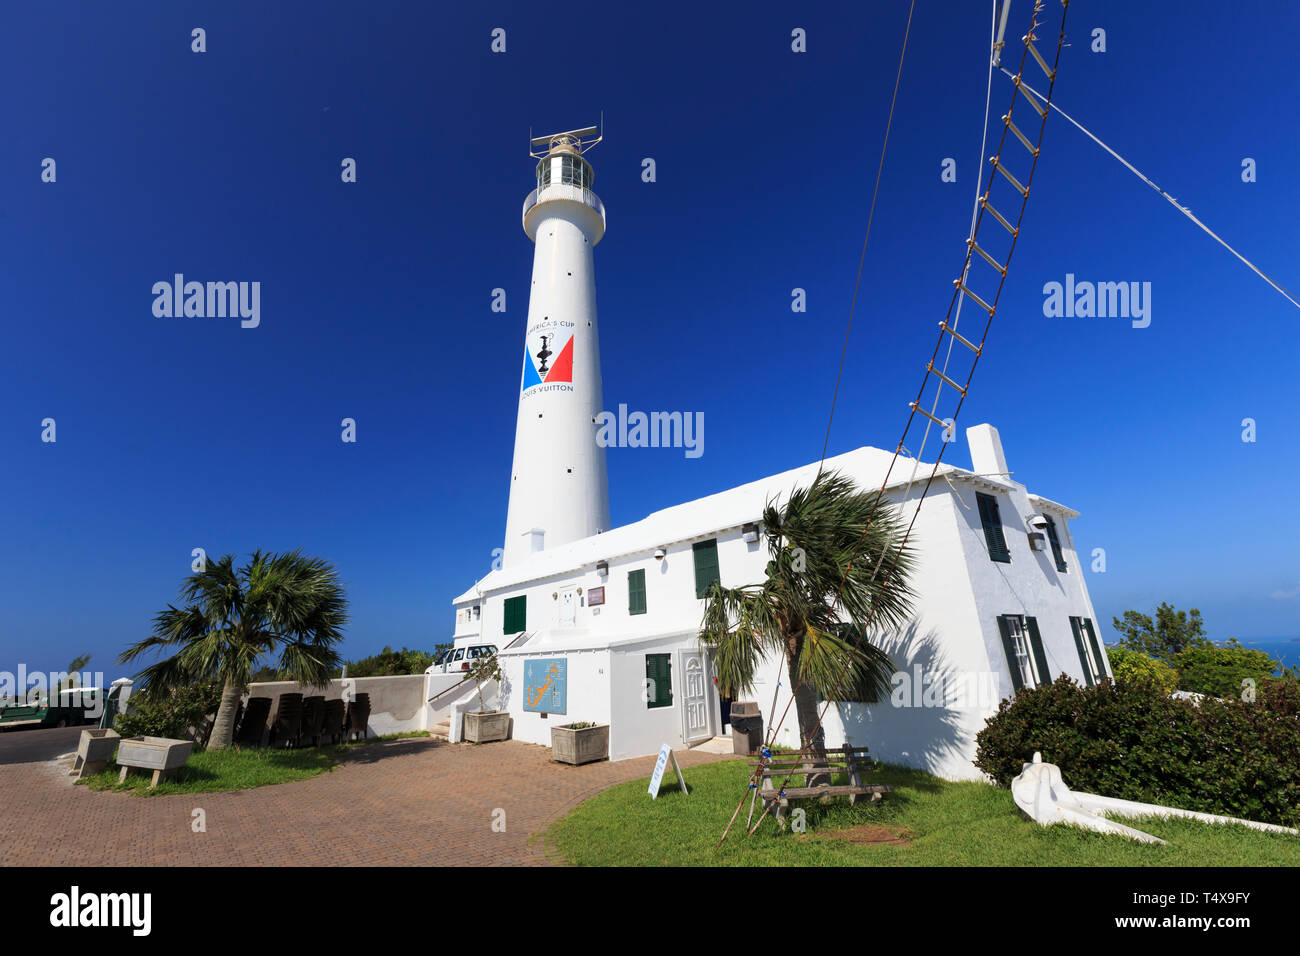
[[454, 442, 1048, 603]]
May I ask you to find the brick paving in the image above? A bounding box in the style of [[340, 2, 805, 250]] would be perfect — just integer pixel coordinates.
[[0, 727, 735, 866]]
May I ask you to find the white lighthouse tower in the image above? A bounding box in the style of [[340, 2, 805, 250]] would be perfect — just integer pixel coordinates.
[[502, 126, 611, 567]]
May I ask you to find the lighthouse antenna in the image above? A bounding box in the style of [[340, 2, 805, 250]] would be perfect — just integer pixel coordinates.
[[529, 123, 602, 158]]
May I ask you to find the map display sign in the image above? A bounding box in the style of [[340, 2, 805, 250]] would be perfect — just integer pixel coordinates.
[[523, 658, 567, 714]]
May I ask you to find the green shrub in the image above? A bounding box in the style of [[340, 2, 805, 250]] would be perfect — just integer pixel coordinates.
[[974, 675, 1300, 827], [344, 646, 436, 677], [1106, 646, 1179, 695], [114, 680, 223, 745], [1174, 639, 1279, 699]]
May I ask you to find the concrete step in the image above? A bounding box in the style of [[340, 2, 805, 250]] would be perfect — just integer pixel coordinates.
[[691, 735, 737, 755]]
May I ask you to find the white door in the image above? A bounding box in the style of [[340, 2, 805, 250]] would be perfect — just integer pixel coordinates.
[[678, 649, 717, 744], [557, 588, 578, 627]]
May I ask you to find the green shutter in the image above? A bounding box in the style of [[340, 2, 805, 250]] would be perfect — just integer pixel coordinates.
[[997, 616, 1025, 694], [976, 493, 1011, 563], [1025, 616, 1051, 687], [1083, 618, 1106, 682], [628, 569, 647, 615], [645, 653, 672, 708], [1070, 617, 1094, 687], [503, 595, 526, 634], [692, 539, 721, 599], [1045, 516, 1068, 573]]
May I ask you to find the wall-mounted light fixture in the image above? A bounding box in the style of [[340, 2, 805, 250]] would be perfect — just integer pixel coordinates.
[[742, 522, 760, 543], [596, 560, 608, 576]]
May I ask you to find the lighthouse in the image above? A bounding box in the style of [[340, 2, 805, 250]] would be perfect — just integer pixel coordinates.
[[502, 126, 611, 567]]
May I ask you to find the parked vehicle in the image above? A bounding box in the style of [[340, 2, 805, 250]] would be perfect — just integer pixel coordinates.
[[440, 644, 498, 673]]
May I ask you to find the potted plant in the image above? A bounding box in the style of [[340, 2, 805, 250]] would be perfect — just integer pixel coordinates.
[[550, 721, 609, 765], [462, 653, 510, 743]]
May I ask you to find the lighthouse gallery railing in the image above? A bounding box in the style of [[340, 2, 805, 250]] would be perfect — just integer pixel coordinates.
[[522, 184, 605, 230]]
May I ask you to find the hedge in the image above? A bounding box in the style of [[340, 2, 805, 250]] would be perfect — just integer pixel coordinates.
[[974, 675, 1300, 827]]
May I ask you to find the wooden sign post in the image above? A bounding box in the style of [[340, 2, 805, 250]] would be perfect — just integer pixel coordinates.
[[647, 743, 689, 799]]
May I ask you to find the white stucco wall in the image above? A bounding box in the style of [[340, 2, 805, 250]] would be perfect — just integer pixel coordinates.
[[452, 435, 1108, 781], [498, 642, 612, 748]]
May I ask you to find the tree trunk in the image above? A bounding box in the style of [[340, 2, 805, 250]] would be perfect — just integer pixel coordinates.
[[207, 678, 244, 750], [785, 633, 829, 787]]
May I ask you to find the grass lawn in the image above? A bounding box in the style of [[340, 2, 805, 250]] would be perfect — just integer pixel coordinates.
[[78, 731, 431, 796], [544, 759, 1300, 866]]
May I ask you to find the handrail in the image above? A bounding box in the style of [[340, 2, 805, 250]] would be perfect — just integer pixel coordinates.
[[426, 676, 472, 707], [522, 184, 605, 228], [502, 629, 533, 650]]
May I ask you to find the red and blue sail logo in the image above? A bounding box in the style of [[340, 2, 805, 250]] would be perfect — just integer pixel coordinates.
[[521, 329, 574, 393]]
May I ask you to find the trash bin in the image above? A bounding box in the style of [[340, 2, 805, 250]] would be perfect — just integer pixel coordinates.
[[730, 701, 763, 755]]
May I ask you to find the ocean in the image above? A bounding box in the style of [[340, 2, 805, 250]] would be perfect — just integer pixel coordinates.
[[1235, 638, 1300, 673]]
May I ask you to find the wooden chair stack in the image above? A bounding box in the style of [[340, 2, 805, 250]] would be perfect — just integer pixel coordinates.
[[300, 695, 326, 747], [346, 693, 370, 742], [270, 693, 303, 748], [320, 698, 346, 745], [235, 696, 271, 746]]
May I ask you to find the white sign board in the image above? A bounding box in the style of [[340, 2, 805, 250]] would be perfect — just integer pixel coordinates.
[[647, 744, 689, 799]]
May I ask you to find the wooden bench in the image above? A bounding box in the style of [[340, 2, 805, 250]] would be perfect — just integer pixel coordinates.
[[749, 745, 891, 823]]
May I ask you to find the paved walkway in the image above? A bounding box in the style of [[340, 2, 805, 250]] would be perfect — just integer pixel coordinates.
[[0, 728, 735, 866]]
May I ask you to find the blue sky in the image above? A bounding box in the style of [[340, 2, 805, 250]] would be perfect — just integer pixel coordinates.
[[3, 0, 1298, 679]]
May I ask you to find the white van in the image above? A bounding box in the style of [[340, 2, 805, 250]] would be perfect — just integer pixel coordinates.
[[439, 644, 498, 673]]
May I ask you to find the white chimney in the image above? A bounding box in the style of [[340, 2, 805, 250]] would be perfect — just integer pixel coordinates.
[[966, 423, 1009, 478]]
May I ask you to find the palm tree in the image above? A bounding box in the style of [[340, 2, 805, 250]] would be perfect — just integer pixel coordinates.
[[58, 654, 92, 692], [700, 471, 916, 769], [120, 550, 348, 750]]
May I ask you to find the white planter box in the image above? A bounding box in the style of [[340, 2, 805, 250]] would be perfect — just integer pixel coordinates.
[[116, 736, 194, 787], [463, 711, 510, 743], [551, 724, 609, 765], [70, 729, 120, 780]]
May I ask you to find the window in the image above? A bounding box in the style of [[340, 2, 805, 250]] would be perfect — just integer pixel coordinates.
[[1070, 616, 1105, 685], [997, 614, 1050, 692], [503, 595, 527, 634], [1044, 515, 1068, 573], [692, 539, 721, 598], [1024, 617, 1051, 685], [628, 568, 647, 615], [977, 493, 1011, 563], [559, 154, 592, 188], [645, 653, 672, 708]]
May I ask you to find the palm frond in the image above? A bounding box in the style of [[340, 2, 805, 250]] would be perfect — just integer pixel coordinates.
[[698, 583, 782, 696], [797, 624, 897, 702]]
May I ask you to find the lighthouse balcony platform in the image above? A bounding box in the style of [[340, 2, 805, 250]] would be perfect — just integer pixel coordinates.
[[523, 184, 605, 236]]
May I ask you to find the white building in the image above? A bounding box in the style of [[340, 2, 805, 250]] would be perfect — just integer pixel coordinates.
[[446, 129, 1110, 781]]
